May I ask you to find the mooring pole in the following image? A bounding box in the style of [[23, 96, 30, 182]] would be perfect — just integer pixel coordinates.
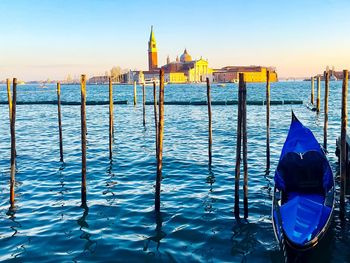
[[207, 78, 213, 166], [316, 76, 321, 113], [155, 69, 165, 212], [153, 81, 158, 157], [266, 70, 270, 172], [143, 83, 146, 127], [242, 75, 248, 219], [311, 76, 314, 105], [234, 73, 244, 218], [6, 78, 12, 122], [10, 78, 17, 208], [133, 81, 137, 106], [340, 69, 348, 215], [109, 77, 114, 160], [57, 82, 64, 162], [81, 74, 87, 206], [323, 72, 329, 151]]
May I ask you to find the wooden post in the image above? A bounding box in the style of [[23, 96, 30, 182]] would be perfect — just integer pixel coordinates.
[[234, 73, 243, 218], [133, 81, 137, 106], [323, 72, 329, 151], [316, 76, 321, 113], [143, 83, 146, 127], [10, 78, 17, 208], [57, 82, 64, 162], [153, 81, 158, 157], [81, 75, 87, 206], [340, 69, 348, 214], [266, 70, 270, 172], [6, 78, 12, 122], [242, 75, 248, 219], [206, 78, 213, 166], [155, 69, 165, 212], [311, 76, 314, 105], [109, 77, 114, 160]]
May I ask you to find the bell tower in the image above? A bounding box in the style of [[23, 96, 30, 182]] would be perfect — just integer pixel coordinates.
[[148, 26, 158, 70]]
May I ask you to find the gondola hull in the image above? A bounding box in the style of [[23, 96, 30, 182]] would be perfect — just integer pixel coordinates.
[[272, 113, 335, 251]]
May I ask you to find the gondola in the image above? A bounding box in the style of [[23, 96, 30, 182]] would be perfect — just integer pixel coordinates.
[[272, 112, 335, 251]]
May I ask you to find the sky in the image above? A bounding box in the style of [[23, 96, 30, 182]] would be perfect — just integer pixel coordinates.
[[0, 0, 349, 81]]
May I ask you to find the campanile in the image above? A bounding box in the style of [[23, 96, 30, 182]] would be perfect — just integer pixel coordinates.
[[148, 26, 158, 70]]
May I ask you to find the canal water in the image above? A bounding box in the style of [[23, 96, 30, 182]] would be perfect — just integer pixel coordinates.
[[0, 82, 349, 262]]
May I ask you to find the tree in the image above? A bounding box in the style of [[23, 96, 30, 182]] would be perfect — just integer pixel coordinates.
[[110, 66, 122, 82]]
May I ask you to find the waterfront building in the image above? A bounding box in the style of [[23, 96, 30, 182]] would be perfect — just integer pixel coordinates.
[[213, 66, 278, 83], [88, 75, 109, 84], [162, 49, 213, 83]]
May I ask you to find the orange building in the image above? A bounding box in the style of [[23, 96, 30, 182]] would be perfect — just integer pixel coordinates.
[[213, 66, 278, 83]]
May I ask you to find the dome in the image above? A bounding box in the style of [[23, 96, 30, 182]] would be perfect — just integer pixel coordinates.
[[180, 49, 192, 62]]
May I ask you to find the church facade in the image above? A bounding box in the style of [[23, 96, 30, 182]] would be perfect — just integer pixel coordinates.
[[147, 27, 213, 84], [161, 49, 213, 83]]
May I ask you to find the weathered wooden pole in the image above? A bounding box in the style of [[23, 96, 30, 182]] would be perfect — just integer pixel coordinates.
[[242, 75, 248, 219], [109, 77, 114, 160], [143, 83, 146, 127], [6, 78, 12, 122], [266, 70, 270, 172], [323, 72, 329, 151], [340, 69, 348, 214], [133, 81, 137, 106], [57, 82, 64, 162], [207, 77, 213, 166], [316, 76, 321, 113], [310, 76, 314, 105], [234, 73, 243, 218], [81, 75, 87, 205], [155, 69, 165, 212], [10, 78, 17, 208], [153, 81, 158, 157]]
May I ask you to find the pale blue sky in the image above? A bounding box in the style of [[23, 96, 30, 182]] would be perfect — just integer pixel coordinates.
[[0, 0, 349, 80]]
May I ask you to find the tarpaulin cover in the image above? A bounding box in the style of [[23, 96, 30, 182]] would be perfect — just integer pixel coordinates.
[[274, 114, 333, 193]]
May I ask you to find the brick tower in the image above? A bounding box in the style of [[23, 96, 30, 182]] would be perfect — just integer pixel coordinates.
[[148, 26, 158, 70]]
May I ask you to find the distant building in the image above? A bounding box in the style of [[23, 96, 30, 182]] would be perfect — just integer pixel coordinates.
[[321, 68, 349, 80], [213, 66, 278, 83], [162, 49, 213, 83], [88, 76, 109, 84]]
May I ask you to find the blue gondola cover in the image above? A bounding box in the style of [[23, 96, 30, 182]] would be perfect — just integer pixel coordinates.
[[273, 113, 334, 248]]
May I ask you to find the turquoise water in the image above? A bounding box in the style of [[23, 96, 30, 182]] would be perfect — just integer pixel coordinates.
[[0, 82, 348, 262]]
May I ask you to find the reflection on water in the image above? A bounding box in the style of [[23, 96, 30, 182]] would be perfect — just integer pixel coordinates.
[[143, 212, 166, 252], [76, 205, 97, 259], [231, 221, 257, 261], [5, 208, 27, 259], [6, 208, 20, 238], [103, 160, 117, 205], [204, 167, 216, 214]]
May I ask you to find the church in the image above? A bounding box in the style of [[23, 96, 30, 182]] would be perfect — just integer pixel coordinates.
[[130, 26, 213, 84], [162, 49, 213, 83]]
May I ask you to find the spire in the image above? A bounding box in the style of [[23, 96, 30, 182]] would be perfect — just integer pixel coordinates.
[[149, 25, 155, 42], [166, 55, 170, 64], [148, 25, 157, 52]]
